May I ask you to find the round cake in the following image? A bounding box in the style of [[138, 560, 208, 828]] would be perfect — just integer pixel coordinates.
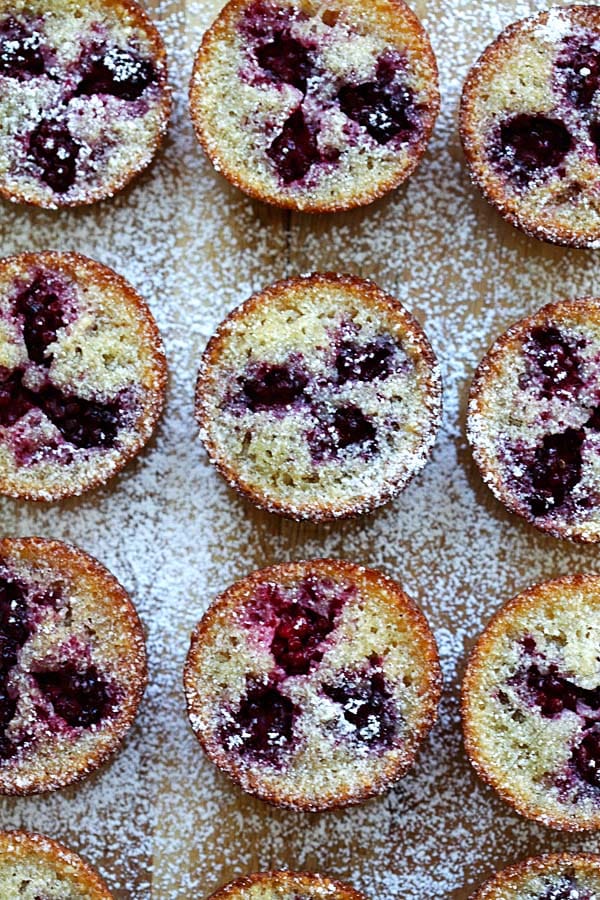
[[462, 574, 600, 831], [461, 6, 600, 248], [0, 0, 171, 208], [471, 853, 600, 900], [207, 872, 367, 900], [0, 830, 113, 898], [0, 251, 167, 501], [467, 297, 600, 543], [189, 0, 439, 212], [0, 537, 147, 795], [184, 558, 441, 811], [195, 273, 442, 522]]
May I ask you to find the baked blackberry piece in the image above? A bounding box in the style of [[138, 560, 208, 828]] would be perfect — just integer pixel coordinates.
[[463, 575, 600, 831], [0, 537, 146, 795], [0, 0, 171, 208], [0, 830, 113, 898], [470, 853, 600, 900], [467, 297, 600, 542], [189, 0, 439, 212], [461, 6, 600, 247], [195, 273, 441, 522], [0, 251, 167, 501], [184, 559, 441, 811], [207, 872, 367, 900]]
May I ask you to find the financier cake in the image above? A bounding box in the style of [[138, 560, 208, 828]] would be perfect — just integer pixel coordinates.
[[206, 872, 367, 900], [461, 6, 600, 247], [463, 574, 600, 831], [184, 559, 441, 811], [470, 853, 600, 900], [467, 297, 600, 543], [0, 0, 171, 208], [0, 537, 147, 795], [0, 251, 167, 501], [195, 273, 442, 522], [189, 0, 439, 212], [0, 830, 113, 898]]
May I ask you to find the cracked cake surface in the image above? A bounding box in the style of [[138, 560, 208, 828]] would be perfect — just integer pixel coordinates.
[[183, 558, 441, 811], [462, 574, 600, 831], [467, 297, 600, 543], [471, 853, 600, 900], [0, 537, 147, 796], [195, 273, 442, 522], [460, 6, 600, 248], [0, 251, 167, 501], [206, 871, 368, 900], [0, 830, 113, 898], [189, 0, 439, 212], [0, 0, 171, 208]]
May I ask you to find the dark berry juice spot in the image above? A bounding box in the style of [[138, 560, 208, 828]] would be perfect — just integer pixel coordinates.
[[15, 275, 66, 365], [573, 726, 600, 788], [338, 56, 415, 145], [267, 108, 320, 183], [586, 405, 600, 430], [525, 663, 600, 717], [28, 119, 80, 193], [335, 336, 397, 384], [528, 326, 583, 400], [556, 41, 600, 108], [0, 577, 29, 673], [323, 660, 397, 746], [334, 406, 376, 450], [34, 664, 111, 728], [223, 680, 297, 763], [0, 17, 44, 80], [525, 428, 584, 516], [40, 386, 120, 449], [496, 114, 572, 182], [0, 369, 34, 427], [0, 675, 17, 759], [241, 361, 308, 411], [544, 880, 592, 900], [589, 121, 600, 164], [76, 45, 155, 101], [256, 33, 312, 91]]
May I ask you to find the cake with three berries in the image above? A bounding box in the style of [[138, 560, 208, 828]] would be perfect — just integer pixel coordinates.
[[461, 6, 600, 247], [207, 871, 367, 900], [463, 574, 600, 831], [467, 297, 600, 542], [189, 0, 439, 212], [195, 273, 441, 521], [0, 537, 147, 795], [0, 0, 171, 208], [0, 830, 113, 898], [184, 558, 441, 811], [471, 853, 600, 900], [0, 251, 167, 501]]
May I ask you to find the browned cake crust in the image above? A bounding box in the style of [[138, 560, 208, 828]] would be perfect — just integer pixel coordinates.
[[0, 251, 167, 501], [0, 537, 147, 795], [462, 574, 600, 831], [184, 559, 441, 811], [207, 871, 368, 900], [467, 297, 600, 542], [189, 0, 439, 212], [0, 830, 114, 898], [195, 273, 441, 522], [0, 0, 171, 208], [471, 853, 600, 900], [461, 6, 600, 247]]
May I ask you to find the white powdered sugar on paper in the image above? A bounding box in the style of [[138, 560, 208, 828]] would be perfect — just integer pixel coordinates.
[[1, 0, 600, 898]]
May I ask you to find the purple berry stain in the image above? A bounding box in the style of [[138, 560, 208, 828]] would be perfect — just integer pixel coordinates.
[[34, 663, 112, 728], [323, 658, 398, 746], [15, 275, 66, 366], [526, 663, 600, 717], [256, 32, 312, 91], [28, 119, 80, 193], [76, 44, 155, 101], [0, 368, 34, 427], [528, 326, 583, 400], [524, 427, 584, 516], [40, 386, 120, 449], [0, 576, 29, 674], [242, 361, 308, 411], [335, 336, 398, 385], [267, 108, 320, 183], [497, 114, 572, 182], [573, 726, 600, 789], [338, 55, 416, 145], [223, 679, 297, 763], [0, 17, 44, 80], [556, 39, 600, 108], [308, 405, 377, 460]]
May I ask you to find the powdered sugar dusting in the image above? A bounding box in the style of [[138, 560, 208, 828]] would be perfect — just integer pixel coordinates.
[[1, 0, 600, 898]]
